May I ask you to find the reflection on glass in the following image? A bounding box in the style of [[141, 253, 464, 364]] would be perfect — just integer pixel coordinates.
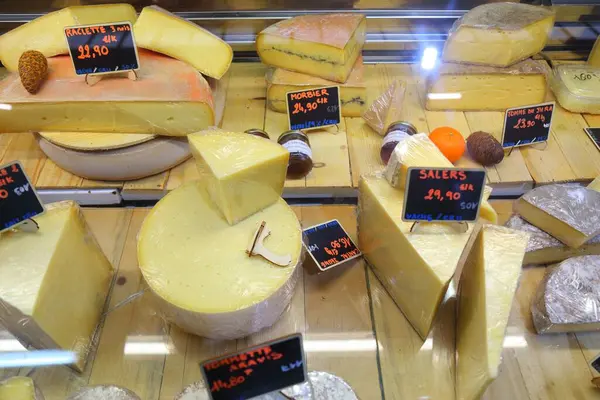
[[421, 47, 438, 70], [0, 104, 12, 110], [427, 93, 462, 100], [0, 350, 76, 368], [124, 335, 173, 355]]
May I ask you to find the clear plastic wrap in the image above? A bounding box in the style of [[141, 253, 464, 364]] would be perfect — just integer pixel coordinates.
[[0, 376, 45, 400], [67, 385, 140, 400], [362, 80, 406, 135], [532, 256, 600, 334], [551, 64, 600, 114]]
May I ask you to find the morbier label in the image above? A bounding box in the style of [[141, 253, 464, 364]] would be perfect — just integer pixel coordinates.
[[0, 161, 45, 232], [501, 102, 554, 148], [286, 86, 341, 131]]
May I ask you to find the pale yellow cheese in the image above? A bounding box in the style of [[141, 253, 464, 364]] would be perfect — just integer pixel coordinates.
[[0, 4, 137, 71], [0, 201, 113, 372], [39, 132, 157, 151], [137, 181, 302, 339], [456, 225, 529, 400], [134, 6, 232, 79], [362, 80, 406, 135], [590, 176, 600, 191], [442, 3, 555, 67], [426, 60, 548, 111], [588, 36, 600, 67], [551, 65, 600, 114], [188, 131, 289, 225], [0, 377, 36, 400], [480, 185, 498, 224]]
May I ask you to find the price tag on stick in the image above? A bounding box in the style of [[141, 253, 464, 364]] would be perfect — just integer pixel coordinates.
[[501, 102, 554, 148], [403, 167, 486, 223], [200, 334, 307, 400], [286, 86, 342, 131], [303, 219, 361, 272], [0, 161, 44, 233], [584, 128, 600, 152]]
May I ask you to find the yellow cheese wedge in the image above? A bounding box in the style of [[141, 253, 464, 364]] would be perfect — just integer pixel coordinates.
[[456, 225, 529, 400], [442, 3, 555, 67], [480, 185, 498, 224], [137, 182, 302, 339], [0, 377, 36, 400], [358, 175, 474, 339], [257, 14, 366, 83], [39, 132, 157, 151], [551, 65, 600, 114], [362, 80, 406, 135], [0, 201, 113, 372], [589, 36, 600, 67], [426, 60, 548, 111], [0, 4, 137, 71], [188, 131, 289, 225], [590, 176, 600, 191], [515, 184, 600, 249], [266, 57, 366, 117], [134, 6, 232, 79]]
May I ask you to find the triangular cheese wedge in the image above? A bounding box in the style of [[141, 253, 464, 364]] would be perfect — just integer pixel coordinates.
[[362, 80, 406, 135], [589, 176, 600, 191], [0, 377, 36, 400], [479, 185, 498, 224]]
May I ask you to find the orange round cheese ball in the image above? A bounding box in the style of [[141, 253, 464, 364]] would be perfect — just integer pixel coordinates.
[[429, 126, 466, 163]]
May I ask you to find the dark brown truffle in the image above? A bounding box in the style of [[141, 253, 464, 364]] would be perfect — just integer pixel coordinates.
[[467, 131, 504, 166], [18, 50, 47, 94]]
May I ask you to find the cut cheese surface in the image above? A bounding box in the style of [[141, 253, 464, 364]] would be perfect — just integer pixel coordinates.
[[589, 36, 600, 67], [0, 4, 137, 71], [137, 182, 302, 339], [456, 225, 529, 400], [362, 80, 406, 135], [39, 132, 157, 151], [0, 50, 214, 135], [134, 6, 232, 79], [188, 131, 288, 225], [426, 60, 548, 111], [480, 186, 498, 225], [0, 377, 36, 400], [0, 201, 113, 371], [552, 65, 600, 114], [590, 176, 600, 191], [358, 174, 473, 339], [257, 14, 366, 83], [266, 57, 366, 117], [515, 184, 600, 249], [443, 3, 555, 67]]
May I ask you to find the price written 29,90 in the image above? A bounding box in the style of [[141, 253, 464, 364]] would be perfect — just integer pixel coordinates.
[[423, 184, 478, 210], [292, 96, 328, 115]]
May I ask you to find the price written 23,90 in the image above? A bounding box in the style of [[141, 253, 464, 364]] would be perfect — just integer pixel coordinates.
[[292, 97, 328, 115]]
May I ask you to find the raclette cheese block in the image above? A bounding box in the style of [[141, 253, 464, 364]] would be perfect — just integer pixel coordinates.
[[362, 80, 406, 135], [0, 201, 113, 372], [442, 3, 555, 67], [358, 175, 474, 339], [0, 4, 137, 72], [257, 14, 366, 83], [39, 132, 157, 151], [426, 60, 548, 111], [134, 6, 233, 79], [456, 225, 529, 400], [515, 184, 600, 249], [0, 50, 214, 135], [266, 57, 366, 117], [0, 377, 42, 400], [188, 132, 288, 225], [137, 182, 303, 340]]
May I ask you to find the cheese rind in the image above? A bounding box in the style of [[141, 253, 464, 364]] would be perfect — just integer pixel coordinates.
[[0, 377, 37, 400], [134, 6, 232, 79], [362, 80, 406, 135], [0, 4, 137, 71], [456, 225, 529, 400], [0, 201, 113, 372], [551, 65, 600, 114], [443, 3, 555, 67]]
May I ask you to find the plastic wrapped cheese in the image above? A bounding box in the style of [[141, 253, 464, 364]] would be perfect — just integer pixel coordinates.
[[362, 80, 406, 135], [551, 64, 600, 114]]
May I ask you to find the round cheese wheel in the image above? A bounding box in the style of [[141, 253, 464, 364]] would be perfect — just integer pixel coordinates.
[[138, 182, 303, 339], [36, 135, 190, 181], [39, 132, 157, 151]]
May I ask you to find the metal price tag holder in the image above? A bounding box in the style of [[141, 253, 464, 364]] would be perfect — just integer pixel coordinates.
[[506, 137, 549, 157]]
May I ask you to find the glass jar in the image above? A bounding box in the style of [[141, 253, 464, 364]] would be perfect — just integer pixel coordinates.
[[380, 121, 417, 165], [277, 130, 313, 179], [244, 128, 270, 139]]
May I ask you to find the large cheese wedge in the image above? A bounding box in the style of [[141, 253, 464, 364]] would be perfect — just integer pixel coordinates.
[[188, 132, 288, 225], [362, 80, 406, 135], [426, 60, 548, 111], [257, 14, 366, 83], [589, 36, 600, 67], [442, 3, 555, 67], [358, 174, 474, 339], [266, 57, 366, 117], [137, 182, 302, 339], [0, 377, 42, 400], [0, 50, 214, 135], [590, 176, 600, 191], [134, 6, 232, 79], [515, 184, 600, 249], [0, 201, 113, 372], [0, 4, 137, 72], [456, 225, 529, 400], [532, 256, 600, 334], [551, 64, 600, 114], [39, 132, 157, 151]]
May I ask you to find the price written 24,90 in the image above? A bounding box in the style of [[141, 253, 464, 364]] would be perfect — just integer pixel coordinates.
[[324, 237, 352, 257], [292, 97, 328, 115]]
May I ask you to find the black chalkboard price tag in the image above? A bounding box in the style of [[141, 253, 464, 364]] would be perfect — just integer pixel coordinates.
[[64, 22, 139, 76], [592, 353, 600, 373], [286, 86, 341, 131], [501, 102, 554, 148], [403, 167, 487, 223], [585, 128, 600, 151], [200, 334, 307, 400], [303, 219, 361, 272], [0, 161, 44, 233]]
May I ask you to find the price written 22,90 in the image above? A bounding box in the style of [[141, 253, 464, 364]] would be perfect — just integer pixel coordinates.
[[292, 96, 328, 114]]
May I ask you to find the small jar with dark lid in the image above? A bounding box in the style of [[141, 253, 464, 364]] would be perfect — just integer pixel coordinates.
[[380, 121, 417, 165], [277, 130, 313, 179], [244, 128, 270, 139]]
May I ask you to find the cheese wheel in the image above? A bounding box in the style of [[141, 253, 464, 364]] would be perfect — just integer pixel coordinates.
[[137, 182, 303, 339], [67, 385, 140, 400], [38, 132, 157, 151]]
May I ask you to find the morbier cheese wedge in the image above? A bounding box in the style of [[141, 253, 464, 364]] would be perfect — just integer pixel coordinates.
[[589, 36, 600, 67], [362, 80, 406, 135], [134, 6, 232, 79], [0, 4, 137, 71], [257, 14, 366, 83], [358, 175, 474, 339], [442, 3, 555, 67], [383, 133, 453, 189], [551, 64, 600, 114], [188, 131, 289, 225], [515, 184, 600, 249], [532, 256, 600, 334], [137, 182, 302, 339], [0, 50, 214, 135], [456, 225, 529, 400], [266, 57, 366, 117], [0, 201, 113, 372], [0, 377, 39, 400], [590, 176, 600, 191], [426, 60, 548, 111]]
